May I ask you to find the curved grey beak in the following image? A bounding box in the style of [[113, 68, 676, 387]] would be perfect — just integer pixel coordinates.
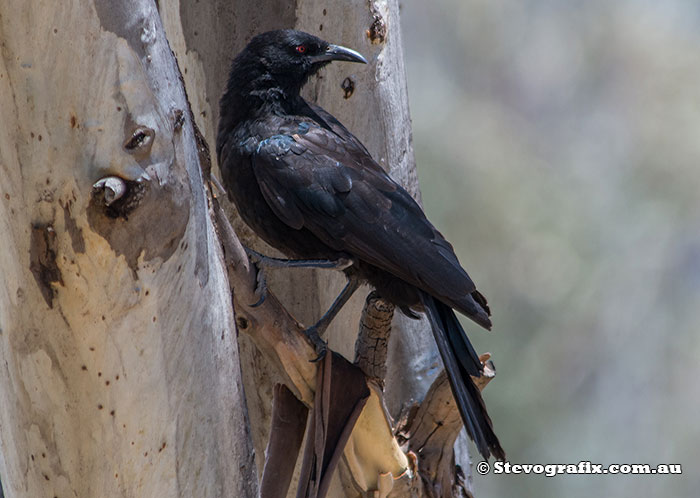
[[310, 44, 367, 64]]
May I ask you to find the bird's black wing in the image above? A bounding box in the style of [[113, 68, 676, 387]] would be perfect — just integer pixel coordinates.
[[303, 101, 372, 157], [251, 120, 491, 328]]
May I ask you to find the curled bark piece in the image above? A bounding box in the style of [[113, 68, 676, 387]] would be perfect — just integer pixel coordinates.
[[92, 176, 127, 206]]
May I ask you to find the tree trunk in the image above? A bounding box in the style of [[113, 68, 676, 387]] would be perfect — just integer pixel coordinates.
[[0, 0, 482, 496], [160, 1, 477, 496], [0, 1, 256, 497]]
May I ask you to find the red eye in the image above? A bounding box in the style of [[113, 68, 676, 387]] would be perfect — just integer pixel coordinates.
[[295, 45, 307, 54]]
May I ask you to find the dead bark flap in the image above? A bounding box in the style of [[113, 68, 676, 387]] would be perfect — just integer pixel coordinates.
[[297, 352, 370, 498], [260, 384, 309, 498]]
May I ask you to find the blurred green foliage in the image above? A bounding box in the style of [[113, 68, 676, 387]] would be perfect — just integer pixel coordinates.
[[401, 1, 700, 496]]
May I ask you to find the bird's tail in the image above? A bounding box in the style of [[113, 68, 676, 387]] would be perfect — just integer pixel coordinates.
[[421, 292, 505, 460]]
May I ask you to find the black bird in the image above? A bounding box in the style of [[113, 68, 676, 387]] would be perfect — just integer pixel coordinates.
[[217, 29, 504, 460]]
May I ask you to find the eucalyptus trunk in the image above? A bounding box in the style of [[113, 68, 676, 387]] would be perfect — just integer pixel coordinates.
[[0, 1, 483, 497]]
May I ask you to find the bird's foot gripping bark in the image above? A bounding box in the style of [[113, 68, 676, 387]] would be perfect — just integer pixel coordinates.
[[244, 247, 354, 270], [302, 325, 328, 362], [250, 264, 268, 308]]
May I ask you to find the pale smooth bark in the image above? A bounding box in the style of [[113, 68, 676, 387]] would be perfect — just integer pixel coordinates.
[[0, 1, 256, 497]]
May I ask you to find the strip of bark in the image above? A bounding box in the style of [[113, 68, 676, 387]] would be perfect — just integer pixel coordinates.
[[260, 384, 309, 498]]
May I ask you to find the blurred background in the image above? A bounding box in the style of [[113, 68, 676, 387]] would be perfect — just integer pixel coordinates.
[[400, 1, 699, 496]]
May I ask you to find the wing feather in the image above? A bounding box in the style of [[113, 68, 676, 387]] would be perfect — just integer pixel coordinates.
[[252, 121, 485, 319]]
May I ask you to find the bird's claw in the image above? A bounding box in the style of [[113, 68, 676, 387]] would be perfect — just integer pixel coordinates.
[[335, 256, 355, 271], [244, 246, 264, 264], [303, 326, 328, 362], [250, 266, 267, 308]]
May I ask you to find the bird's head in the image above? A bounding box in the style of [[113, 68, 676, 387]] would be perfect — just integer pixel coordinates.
[[231, 29, 367, 97]]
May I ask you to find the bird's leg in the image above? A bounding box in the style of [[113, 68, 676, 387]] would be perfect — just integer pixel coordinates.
[[304, 273, 362, 361], [245, 247, 355, 308], [245, 247, 354, 270]]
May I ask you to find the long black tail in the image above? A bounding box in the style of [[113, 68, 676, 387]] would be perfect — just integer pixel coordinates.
[[421, 292, 505, 460]]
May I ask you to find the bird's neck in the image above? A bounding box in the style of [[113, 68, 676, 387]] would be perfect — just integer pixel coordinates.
[[217, 59, 311, 160], [222, 59, 307, 116]]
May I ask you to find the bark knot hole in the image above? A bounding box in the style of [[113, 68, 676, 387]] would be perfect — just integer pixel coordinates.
[[367, 12, 387, 44], [92, 176, 146, 218], [124, 126, 155, 155], [341, 77, 356, 99]]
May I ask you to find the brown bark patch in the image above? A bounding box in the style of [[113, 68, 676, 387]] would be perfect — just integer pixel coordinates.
[[367, 9, 387, 44], [29, 224, 64, 308], [87, 180, 189, 276], [62, 202, 85, 254]]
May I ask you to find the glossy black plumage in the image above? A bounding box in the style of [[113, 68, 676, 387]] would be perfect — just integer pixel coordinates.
[[217, 29, 504, 460]]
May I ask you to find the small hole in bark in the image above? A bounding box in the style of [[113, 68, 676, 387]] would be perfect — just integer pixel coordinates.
[[367, 14, 387, 44], [124, 127, 154, 151], [341, 77, 355, 99], [81, 365, 87, 371], [236, 317, 249, 330], [98, 404, 103, 410]]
